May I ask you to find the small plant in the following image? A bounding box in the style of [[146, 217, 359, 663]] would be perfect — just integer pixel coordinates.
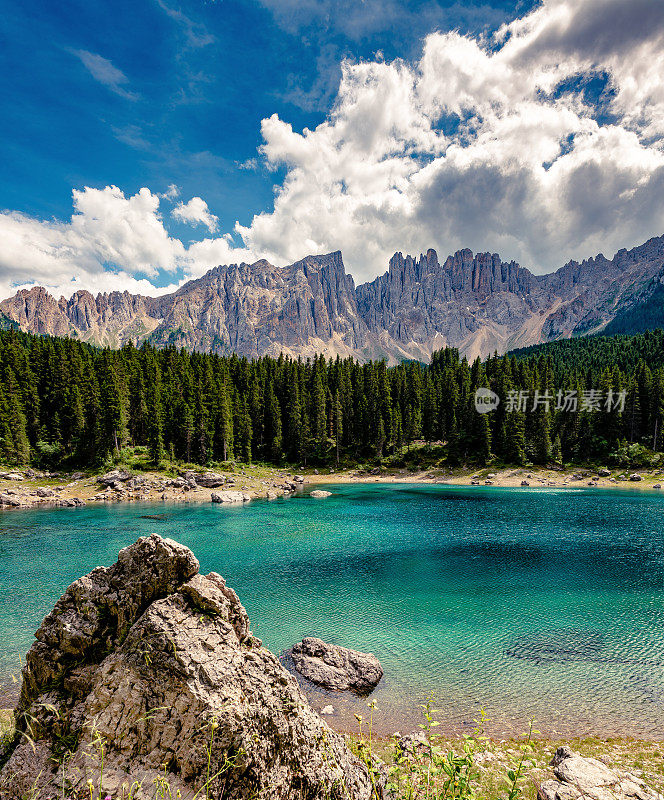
[[504, 720, 538, 800], [354, 701, 544, 800]]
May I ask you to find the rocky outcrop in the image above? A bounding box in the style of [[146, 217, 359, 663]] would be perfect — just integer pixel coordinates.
[[1, 534, 372, 800], [537, 746, 660, 800], [3, 235, 664, 362], [289, 637, 383, 694]]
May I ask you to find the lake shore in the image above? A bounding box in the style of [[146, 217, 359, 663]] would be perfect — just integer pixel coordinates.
[[1, 461, 664, 510], [1, 706, 662, 797]]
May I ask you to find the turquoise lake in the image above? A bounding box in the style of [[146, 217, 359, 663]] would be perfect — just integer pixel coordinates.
[[1, 484, 663, 738]]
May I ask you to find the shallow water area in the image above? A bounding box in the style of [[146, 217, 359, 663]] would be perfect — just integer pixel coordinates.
[[0, 483, 663, 738]]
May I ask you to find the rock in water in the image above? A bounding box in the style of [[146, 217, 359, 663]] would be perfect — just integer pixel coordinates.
[[310, 490, 332, 498], [1, 534, 371, 800], [538, 746, 659, 800], [289, 637, 383, 694]]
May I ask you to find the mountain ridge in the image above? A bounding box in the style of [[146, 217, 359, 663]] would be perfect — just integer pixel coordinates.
[[2, 235, 664, 362]]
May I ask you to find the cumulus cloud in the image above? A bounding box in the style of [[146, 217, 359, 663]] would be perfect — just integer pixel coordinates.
[[0, 186, 254, 300], [4, 0, 664, 300], [172, 196, 219, 232], [237, 0, 664, 279]]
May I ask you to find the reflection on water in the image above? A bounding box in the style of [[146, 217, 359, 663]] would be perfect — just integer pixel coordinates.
[[0, 483, 663, 738]]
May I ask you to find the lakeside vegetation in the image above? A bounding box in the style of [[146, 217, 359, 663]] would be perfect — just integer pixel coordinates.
[[2, 328, 664, 472], [2, 703, 662, 800]]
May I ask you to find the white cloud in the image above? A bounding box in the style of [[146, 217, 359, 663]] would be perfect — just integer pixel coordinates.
[[3, 0, 664, 301], [0, 186, 254, 300], [160, 183, 180, 201], [73, 50, 138, 100], [172, 196, 219, 232], [237, 0, 664, 279]]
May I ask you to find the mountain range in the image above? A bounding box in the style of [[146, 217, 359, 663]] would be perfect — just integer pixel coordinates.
[[2, 235, 664, 363]]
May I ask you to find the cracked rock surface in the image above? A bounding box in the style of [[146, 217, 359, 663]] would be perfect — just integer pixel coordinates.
[[289, 637, 383, 694], [1, 534, 372, 800], [537, 746, 660, 800]]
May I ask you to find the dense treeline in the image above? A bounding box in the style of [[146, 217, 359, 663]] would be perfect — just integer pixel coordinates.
[[510, 329, 664, 373], [0, 328, 663, 469]]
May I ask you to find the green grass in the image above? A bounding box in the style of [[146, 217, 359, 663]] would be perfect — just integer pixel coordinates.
[[347, 702, 664, 800]]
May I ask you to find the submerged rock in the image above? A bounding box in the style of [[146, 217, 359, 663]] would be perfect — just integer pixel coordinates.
[[310, 490, 332, 498], [1, 534, 371, 800], [289, 637, 383, 694], [538, 746, 659, 800]]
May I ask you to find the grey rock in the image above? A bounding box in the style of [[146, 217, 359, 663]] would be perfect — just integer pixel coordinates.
[[395, 732, 430, 759], [1, 535, 371, 800], [537, 746, 659, 800], [97, 469, 133, 486], [597, 468, 611, 477], [193, 472, 227, 488], [0, 493, 21, 506], [0, 472, 24, 481], [211, 490, 250, 504], [34, 487, 55, 498], [310, 490, 332, 498], [289, 637, 383, 694], [56, 497, 86, 507], [629, 473, 643, 481], [521, 480, 530, 486]]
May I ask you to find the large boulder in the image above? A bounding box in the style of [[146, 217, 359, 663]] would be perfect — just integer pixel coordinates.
[[194, 472, 227, 488], [1, 535, 371, 800], [289, 637, 383, 694], [97, 469, 133, 486], [211, 491, 250, 504], [538, 746, 659, 800]]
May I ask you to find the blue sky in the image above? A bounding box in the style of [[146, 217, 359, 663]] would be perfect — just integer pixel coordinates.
[[1, 0, 663, 298], [0, 0, 530, 233]]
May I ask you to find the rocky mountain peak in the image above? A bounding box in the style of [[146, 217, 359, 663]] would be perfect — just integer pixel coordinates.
[[1, 235, 664, 362]]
